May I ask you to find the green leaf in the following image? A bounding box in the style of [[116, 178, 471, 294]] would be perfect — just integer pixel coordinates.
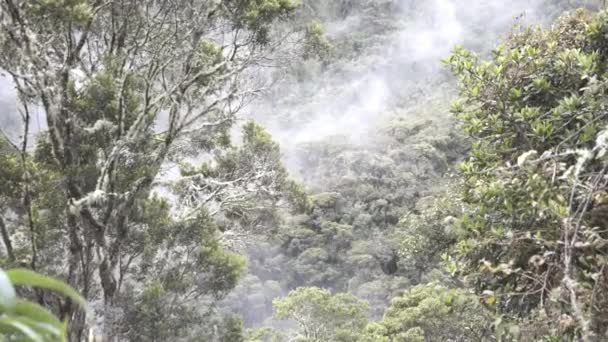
[[0, 269, 17, 311], [7, 269, 85, 307], [14, 300, 64, 334], [0, 316, 44, 342], [10, 315, 63, 340]]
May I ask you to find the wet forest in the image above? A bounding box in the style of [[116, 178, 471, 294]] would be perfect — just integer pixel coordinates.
[[1, 0, 608, 341]]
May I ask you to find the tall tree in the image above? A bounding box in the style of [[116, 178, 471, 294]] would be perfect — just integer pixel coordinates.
[[0, 0, 298, 339]]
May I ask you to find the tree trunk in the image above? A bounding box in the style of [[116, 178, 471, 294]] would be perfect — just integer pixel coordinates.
[[0, 216, 15, 262], [65, 213, 87, 341]]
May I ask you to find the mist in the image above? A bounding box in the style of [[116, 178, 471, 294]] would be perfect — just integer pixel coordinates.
[[0, 76, 18, 141], [0, 1, 595, 157], [246, 0, 598, 179], [219, 0, 600, 330], [0, 0, 602, 336]]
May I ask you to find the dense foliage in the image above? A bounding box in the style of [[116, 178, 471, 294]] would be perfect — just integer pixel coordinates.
[[0, 0, 300, 340], [272, 287, 368, 341], [368, 284, 491, 341], [446, 8, 608, 340], [2, 0, 608, 341]]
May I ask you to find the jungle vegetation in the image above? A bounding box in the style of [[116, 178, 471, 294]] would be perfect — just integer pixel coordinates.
[[1, 0, 608, 341]]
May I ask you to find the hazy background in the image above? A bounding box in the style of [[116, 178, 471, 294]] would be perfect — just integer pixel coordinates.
[[0, 0, 598, 162], [223, 0, 601, 328], [247, 0, 599, 178]]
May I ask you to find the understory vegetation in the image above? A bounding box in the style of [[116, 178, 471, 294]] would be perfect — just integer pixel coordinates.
[[1, 0, 608, 341]]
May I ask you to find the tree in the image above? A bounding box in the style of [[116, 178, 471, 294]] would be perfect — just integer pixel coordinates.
[[446, 8, 608, 340], [0, 0, 298, 339], [397, 183, 462, 283], [116, 204, 246, 341], [172, 121, 309, 228], [302, 21, 332, 62], [368, 284, 492, 342], [272, 287, 369, 341]]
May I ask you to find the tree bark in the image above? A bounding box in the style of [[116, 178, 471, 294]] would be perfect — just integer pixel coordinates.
[[64, 213, 86, 341], [0, 216, 15, 262]]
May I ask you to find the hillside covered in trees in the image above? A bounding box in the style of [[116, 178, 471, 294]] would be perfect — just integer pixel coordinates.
[[1, 0, 608, 341]]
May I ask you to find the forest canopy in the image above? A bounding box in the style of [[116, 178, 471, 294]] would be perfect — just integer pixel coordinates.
[[1, 0, 608, 341]]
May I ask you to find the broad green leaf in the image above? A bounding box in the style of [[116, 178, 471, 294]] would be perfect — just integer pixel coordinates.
[[0, 316, 43, 342], [10, 315, 63, 340], [0, 269, 16, 311], [14, 300, 64, 334], [7, 269, 85, 307]]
